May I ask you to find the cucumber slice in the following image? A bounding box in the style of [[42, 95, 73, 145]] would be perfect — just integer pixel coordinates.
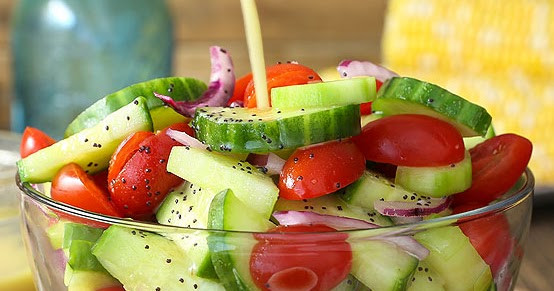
[[339, 170, 433, 209], [464, 124, 496, 149], [150, 105, 189, 132], [207, 189, 274, 290], [332, 274, 371, 291], [373, 77, 492, 137], [271, 77, 376, 109], [167, 146, 279, 219], [18, 97, 153, 183], [65, 77, 206, 137], [156, 182, 219, 279], [414, 226, 493, 291], [350, 240, 418, 291], [274, 194, 393, 227], [395, 152, 472, 198], [407, 260, 446, 291], [92, 226, 224, 290], [65, 269, 121, 291], [192, 104, 361, 153]]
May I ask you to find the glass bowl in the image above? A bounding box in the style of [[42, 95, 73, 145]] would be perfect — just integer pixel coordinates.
[[16, 169, 534, 291]]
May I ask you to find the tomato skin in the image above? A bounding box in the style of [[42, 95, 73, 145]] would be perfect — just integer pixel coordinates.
[[244, 63, 322, 108], [453, 134, 532, 206], [51, 163, 123, 217], [20, 126, 56, 158], [108, 131, 155, 190], [453, 204, 513, 278], [109, 124, 186, 219], [250, 224, 352, 291], [353, 114, 465, 167], [279, 140, 365, 200], [226, 73, 253, 106]]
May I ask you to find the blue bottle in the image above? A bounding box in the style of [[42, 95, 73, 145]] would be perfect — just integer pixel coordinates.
[[11, 0, 173, 139]]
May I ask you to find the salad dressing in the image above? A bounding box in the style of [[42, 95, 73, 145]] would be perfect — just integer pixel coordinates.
[[240, 0, 270, 109]]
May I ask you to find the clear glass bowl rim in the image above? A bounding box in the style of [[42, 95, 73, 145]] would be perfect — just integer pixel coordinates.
[[15, 169, 534, 235]]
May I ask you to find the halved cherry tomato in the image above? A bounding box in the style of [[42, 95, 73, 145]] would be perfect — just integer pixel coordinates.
[[108, 131, 155, 186], [353, 114, 465, 167], [452, 134, 532, 206], [91, 170, 109, 193], [226, 73, 253, 106], [20, 126, 56, 158], [279, 140, 365, 200], [51, 163, 123, 217], [453, 204, 513, 279], [359, 79, 383, 115], [244, 63, 322, 108], [109, 123, 187, 219], [250, 224, 352, 291]]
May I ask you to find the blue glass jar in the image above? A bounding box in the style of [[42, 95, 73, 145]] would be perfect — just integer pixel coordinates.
[[11, 0, 173, 138]]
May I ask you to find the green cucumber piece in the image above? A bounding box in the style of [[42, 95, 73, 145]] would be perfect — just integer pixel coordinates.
[[464, 124, 496, 149], [156, 182, 219, 279], [361, 113, 382, 127], [92, 226, 224, 290], [62, 223, 104, 250], [395, 152, 472, 198], [68, 240, 106, 272], [64, 268, 121, 291], [332, 274, 371, 291], [150, 105, 189, 132], [65, 77, 206, 137], [18, 97, 153, 183], [46, 220, 67, 250], [207, 189, 274, 290], [271, 77, 376, 109], [350, 240, 418, 291], [407, 260, 446, 291], [167, 146, 279, 218], [414, 226, 493, 291], [373, 77, 492, 137], [274, 194, 393, 227], [192, 104, 361, 153]]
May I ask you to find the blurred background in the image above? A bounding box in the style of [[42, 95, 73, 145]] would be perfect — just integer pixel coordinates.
[[0, 0, 553, 289]]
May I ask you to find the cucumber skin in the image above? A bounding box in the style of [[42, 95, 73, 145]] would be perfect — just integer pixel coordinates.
[[207, 189, 272, 291], [395, 152, 472, 198], [192, 105, 361, 153], [373, 77, 492, 137], [271, 77, 377, 109], [18, 97, 153, 183], [65, 77, 206, 137]]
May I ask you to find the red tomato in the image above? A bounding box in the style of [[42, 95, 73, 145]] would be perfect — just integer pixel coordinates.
[[359, 79, 383, 115], [20, 126, 56, 158], [51, 163, 123, 217], [279, 140, 365, 200], [244, 63, 322, 108], [109, 124, 187, 219], [91, 170, 109, 192], [453, 204, 513, 278], [250, 224, 352, 291], [226, 73, 253, 106], [108, 131, 155, 186], [452, 134, 532, 206], [353, 114, 465, 167]]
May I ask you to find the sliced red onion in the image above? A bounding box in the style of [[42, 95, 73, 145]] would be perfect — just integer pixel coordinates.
[[379, 236, 429, 261], [272, 211, 379, 230], [374, 197, 451, 217], [267, 267, 318, 291], [166, 129, 206, 150], [337, 60, 398, 82], [247, 153, 286, 175], [273, 210, 429, 260], [155, 46, 235, 117]]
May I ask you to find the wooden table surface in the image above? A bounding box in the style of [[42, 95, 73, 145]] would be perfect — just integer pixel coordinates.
[[515, 194, 554, 290]]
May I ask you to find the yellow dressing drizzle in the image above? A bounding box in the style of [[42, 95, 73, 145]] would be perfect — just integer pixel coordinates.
[[240, 0, 269, 109]]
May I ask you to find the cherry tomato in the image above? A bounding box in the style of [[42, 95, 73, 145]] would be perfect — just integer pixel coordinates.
[[91, 170, 109, 192], [51, 163, 123, 217], [453, 204, 513, 278], [279, 140, 365, 200], [226, 73, 253, 106], [452, 134, 532, 206], [250, 224, 352, 291], [359, 79, 383, 115], [244, 63, 322, 108], [20, 126, 56, 158], [353, 114, 465, 167], [108, 131, 155, 186], [109, 123, 187, 219]]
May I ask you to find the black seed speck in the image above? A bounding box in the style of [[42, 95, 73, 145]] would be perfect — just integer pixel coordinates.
[[297, 176, 303, 181], [126, 116, 130, 121], [293, 157, 299, 163], [337, 206, 343, 211], [166, 259, 172, 263], [145, 245, 149, 249], [105, 125, 109, 131], [179, 278, 184, 283], [132, 185, 137, 190], [133, 100, 139, 105], [336, 182, 341, 188]]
